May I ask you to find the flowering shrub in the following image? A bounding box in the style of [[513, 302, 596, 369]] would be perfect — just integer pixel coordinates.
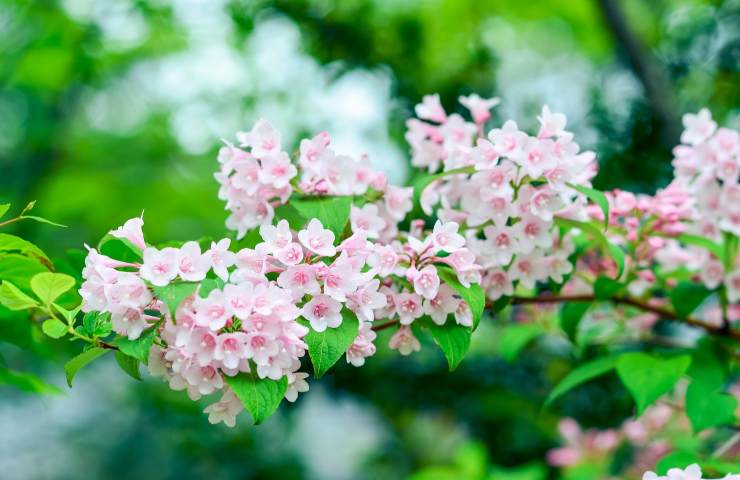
[[0, 94, 737, 476]]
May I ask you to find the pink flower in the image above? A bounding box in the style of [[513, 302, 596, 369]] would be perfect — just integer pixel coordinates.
[[302, 294, 343, 332], [258, 152, 297, 188], [411, 265, 440, 300], [727, 268, 740, 303], [297, 219, 336, 257], [110, 217, 146, 250], [260, 219, 293, 253], [389, 326, 421, 355], [177, 241, 210, 282], [484, 269, 513, 300], [205, 239, 236, 281], [395, 292, 424, 325], [214, 332, 248, 369], [700, 260, 724, 289], [322, 255, 362, 301], [277, 265, 320, 298], [222, 283, 254, 319], [346, 321, 376, 366], [459, 94, 499, 124], [423, 284, 457, 325], [454, 300, 473, 327], [384, 186, 413, 221], [488, 120, 526, 158], [140, 246, 179, 286], [350, 204, 386, 239], [367, 244, 400, 276], [346, 279, 387, 322], [483, 224, 519, 265], [415, 94, 447, 123], [431, 220, 465, 253], [194, 289, 233, 330], [537, 105, 567, 138], [236, 118, 282, 157], [681, 109, 716, 146], [275, 242, 305, 266]]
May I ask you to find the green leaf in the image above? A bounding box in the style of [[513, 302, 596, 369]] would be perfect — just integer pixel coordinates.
[[0, 233, 51, 264], [64, 347, 109, 387], [616, 352, 691, 415], [30, 272, 75, 305], [41, 318, 68, 339], [437, 266, 485, 329], [685, 380, 737, 432], [21, 215, 66, 227], [98, 234, 142, 263], [0, 281, 40, 310], [115, 351, 142, 381], [0, 203, 9, 219], [560, 302, 590, 341], [545, 356, 618, 406], [489, 463, 547, 480], [199, 277, 225, 298], [0, 253, 48, 292], [412, 166, 475, 210], [225, 371, 288, 425], [290, 195, 353, 237], [78, 311, 112, 338], [554, 217, 625, 278], [676, 233, 725, 262], [656, 451, 699, 476], [152, 282, 198, 317], [0, 366, 62, 395], [670, 281, 713, 319], [116, 326, 158, 364], [303, 309, 359, 378], [593, 276, 623, 300], [497, 323, 542, 362], [568, 183, 609, 230], [428, 319, 472, 370]]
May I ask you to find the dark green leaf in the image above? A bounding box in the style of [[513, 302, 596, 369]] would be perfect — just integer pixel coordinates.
[[303, 309, 359, 378], [225, 371, 288, 425], [115, 351, 142, 381], [437, 266, 485, 329], [545, 356, 618, 406], [685, 379, 737, 432], [568, 183, 609, 230], [616, 352, 691, 415], [289, 195, 353, 237], [560, 302, 590, 341], [0, 253, 48, 292], [670, 281, 713, 319], [65, 347, 109, 387], [153, 282, 198, 317], [428, 318, 472, 370], [593, 276, 623, 300], [0, 366, 62, 395], [497, 323, 542, 362], [116, 326, 158, 364], [80, 312, 112, 338]]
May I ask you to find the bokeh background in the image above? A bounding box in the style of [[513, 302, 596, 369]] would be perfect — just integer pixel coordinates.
[[1, 0, 738, 478]]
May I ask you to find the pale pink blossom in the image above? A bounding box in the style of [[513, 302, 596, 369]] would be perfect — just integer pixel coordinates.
[[389, 326, 421, 355], [140, 247, 179, 287], [302, 294, 343, 332]]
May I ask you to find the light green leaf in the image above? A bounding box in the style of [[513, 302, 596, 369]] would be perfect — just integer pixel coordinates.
[[303, 309, 359, 378], [290, 195, 353, 237], [497, 323, 543, 362], [30, 272, 75, 305], [593, 276, 623, 300], [560, 302, 590, 342], [199, 277, 225, 298], [412, 166, 475, 210], [428, 319, 472, 370], [225, 371, 288, 425], [568, 183, 609, 230], [656, 451, 699, 476], [65, 347, 109, 387], [554, 217, 625, 278], [114, 351, 142, 381], [41, 318, 68, 339], [0, 233, 51, 264], [676, 233, 725, 262], [489, 463, 547, 480], [77, 311, 112, 338], [116, 326, 158, 364], [0, 253, 48, 292], [0, 281, 40, 310], [545, 356, 618, 406], [616, 353, 691, 415], [0, 203, 9, 219], [670, 281, 713, 319], [0, 366, 62, 395], [685, 380, 737, 432], [153, 282, 198, 317], [437, 266, 485, 329], [22, 215, 66, 227]]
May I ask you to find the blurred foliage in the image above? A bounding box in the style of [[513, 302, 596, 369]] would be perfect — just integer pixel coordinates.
[[0, 0, 738, 479]]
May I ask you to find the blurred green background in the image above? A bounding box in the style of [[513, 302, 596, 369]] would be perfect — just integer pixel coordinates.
[[0, 0, 738, 479]]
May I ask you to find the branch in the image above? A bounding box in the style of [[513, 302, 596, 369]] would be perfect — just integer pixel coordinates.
[[372, 293, 740, 341], [595, 0, 681, 145]]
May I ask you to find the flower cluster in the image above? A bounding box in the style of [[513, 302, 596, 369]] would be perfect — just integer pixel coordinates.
[[407, 95, 597, 301]]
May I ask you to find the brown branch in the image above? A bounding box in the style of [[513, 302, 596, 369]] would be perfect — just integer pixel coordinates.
[[371, 293, 740, 341], [595, 0, 681, 146]]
